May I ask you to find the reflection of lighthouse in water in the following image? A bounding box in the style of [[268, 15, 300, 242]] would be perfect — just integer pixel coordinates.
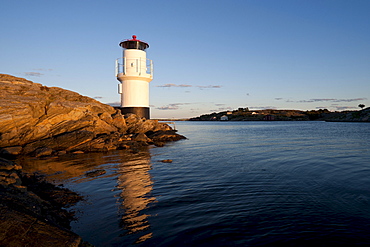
[[116, 152, 155, 243], [115, 35, 153, 119]]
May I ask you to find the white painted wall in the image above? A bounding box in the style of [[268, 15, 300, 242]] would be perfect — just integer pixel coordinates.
[[123, 49, 147, 76], [120, 79, 149, 107]]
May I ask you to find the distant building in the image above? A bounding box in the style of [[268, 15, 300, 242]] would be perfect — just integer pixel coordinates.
[[220, 115, 228, 121], [263, 115, 275, 121]]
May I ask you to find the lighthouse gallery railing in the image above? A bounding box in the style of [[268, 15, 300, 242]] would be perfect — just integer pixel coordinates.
[[115, 57, 153, 78]]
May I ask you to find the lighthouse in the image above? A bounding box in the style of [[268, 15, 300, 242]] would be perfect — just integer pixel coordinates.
[[115, 35, 153, 119]]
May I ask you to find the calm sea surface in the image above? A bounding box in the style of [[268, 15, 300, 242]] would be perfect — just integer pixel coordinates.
[[19, 121, 370, 246]]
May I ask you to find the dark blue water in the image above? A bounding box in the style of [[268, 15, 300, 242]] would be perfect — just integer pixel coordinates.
[[20, 121, 370, 246]]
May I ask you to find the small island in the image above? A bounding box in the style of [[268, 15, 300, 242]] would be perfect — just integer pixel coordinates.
[[190, 107, 370, 122]]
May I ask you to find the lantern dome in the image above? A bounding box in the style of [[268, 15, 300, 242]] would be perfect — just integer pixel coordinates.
[[119, 35, 149, 51]]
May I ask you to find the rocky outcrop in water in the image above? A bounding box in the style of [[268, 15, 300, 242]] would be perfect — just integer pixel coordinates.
[[0, 74, 185, 157]]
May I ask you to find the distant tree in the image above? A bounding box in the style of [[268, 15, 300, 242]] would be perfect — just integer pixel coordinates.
[[318, 109, 330, 113], [358, 104, 365, 110]]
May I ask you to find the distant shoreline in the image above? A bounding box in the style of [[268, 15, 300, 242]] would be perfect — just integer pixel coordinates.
[[189, 107, 370, 122]]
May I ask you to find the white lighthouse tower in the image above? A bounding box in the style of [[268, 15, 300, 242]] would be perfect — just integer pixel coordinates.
[[115, 35, 153, 119]]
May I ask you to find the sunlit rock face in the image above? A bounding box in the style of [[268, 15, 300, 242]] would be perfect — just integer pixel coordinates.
[[0, 74, 120, 146], [0, 74, 185, 156], [124, 113, 172, 133]]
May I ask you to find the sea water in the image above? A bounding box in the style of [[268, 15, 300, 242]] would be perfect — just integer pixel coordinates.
[[19, 121, 370, 246]]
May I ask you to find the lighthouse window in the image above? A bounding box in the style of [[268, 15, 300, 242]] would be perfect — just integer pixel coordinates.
[[121, 41, 147, 50], [138, 43, 147, 50], [127, 41, 137, 49]]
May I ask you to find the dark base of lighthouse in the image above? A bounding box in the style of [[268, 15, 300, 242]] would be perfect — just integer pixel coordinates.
[[115, 107, 150, 119]]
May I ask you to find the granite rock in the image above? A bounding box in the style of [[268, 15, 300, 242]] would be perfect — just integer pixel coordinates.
[[0, 74, 185, 156]]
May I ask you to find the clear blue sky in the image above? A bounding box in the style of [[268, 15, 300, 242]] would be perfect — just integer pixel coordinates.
[[1, 0, 369, 118]]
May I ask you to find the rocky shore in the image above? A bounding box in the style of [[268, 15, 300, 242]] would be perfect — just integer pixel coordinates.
[[0, 74, 185, 158], [322, 107, 370, 122], [0, 74, 186, 246], [0, 158, 87, 247]]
